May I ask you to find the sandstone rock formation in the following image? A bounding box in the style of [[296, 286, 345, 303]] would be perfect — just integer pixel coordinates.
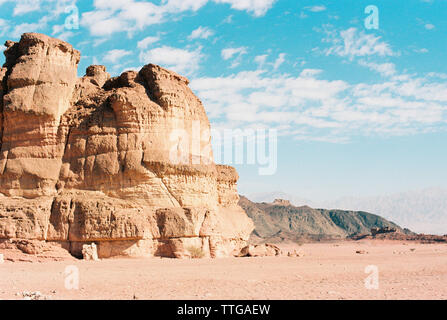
[[287, 250, 302, 258], [239, 243, 282, 257], [0, 238, 75, 262], [272, 199, 291, 206], [0, 33, 254, 259], [82, 243, 99, 261]]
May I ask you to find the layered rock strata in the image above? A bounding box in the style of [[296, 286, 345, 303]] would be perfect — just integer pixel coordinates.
[[0, 33, 254, 259]]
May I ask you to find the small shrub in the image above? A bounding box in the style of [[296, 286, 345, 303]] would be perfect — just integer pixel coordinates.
[[186, 246, 205, 259]]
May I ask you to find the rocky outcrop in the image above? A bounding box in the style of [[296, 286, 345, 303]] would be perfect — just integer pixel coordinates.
[[272, 199, 291, 206], [239, 243, 282, 257], [239, 196, 406, 243], [0, 33, 254, 259], [370, 227, 397, 236], [352, 232, 447, 243], [0, 238, 75, 262], [0, 34, 80, 198], [82, 243, 99, 261]]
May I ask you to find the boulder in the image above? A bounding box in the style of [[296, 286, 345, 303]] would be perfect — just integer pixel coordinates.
[[14, 239, 47, 255], [85, 65, 110, 87], [273, 199, 291, 206], [371, 227, 397, 236], [239, 243, 282, 257], [0, 238, 76, 262], [287, 250, 302, 257], [82, 243, 99, 261]]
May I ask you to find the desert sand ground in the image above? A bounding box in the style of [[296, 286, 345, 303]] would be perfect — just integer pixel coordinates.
[[1, 240, 446, 300]]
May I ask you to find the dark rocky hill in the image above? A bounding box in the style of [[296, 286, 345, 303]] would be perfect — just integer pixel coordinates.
[[239, 196, 412, 243]]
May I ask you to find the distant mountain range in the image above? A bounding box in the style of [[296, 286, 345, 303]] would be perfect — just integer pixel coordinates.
[[239, 196, 409, 243], [247, 187, 447, 235]]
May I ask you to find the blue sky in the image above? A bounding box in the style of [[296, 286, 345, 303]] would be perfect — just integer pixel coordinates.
[[1, 0, 447, 202]]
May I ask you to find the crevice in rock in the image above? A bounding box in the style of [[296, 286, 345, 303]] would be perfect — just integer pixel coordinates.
[[55, 118, 72, 192], [140, 159, 182, 207], [67, 198, 74, 241], [135, 69, 156, 102], [48, 196, 58, 242], [3, 41, 20, 77], [7, 78, 52, 90], [159, 177, 181, 207], [0, 97, 3, 153], [62, 126, 71, 160], [0, 42, 18, 153], [66, 198, 75, 256]]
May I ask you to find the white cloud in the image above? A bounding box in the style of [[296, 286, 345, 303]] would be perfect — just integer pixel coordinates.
[[358, 60, 396, 77], [191, 70, 348, 129], [223, 15, 233, 23], [10, 15, 48, 38], [93, 38, 108, 47], [248, 91, 287, 108], [221, 47, 247, 60], [300, 69, 323, 77], [213, 0, 276, 17], [0, 18, 9, 36], [13, 0, 42, 15], [0, 0, 77, 19], [254, 54, 268, 67], [304, 5, 327, 12], [5, 0, 76, 39], [52, 24, 64, 35], [425, 23, 435, 30], [121, 66, 142, 73], [85, 15, 129, 37], [414, 48, 429, 54], [221, 47, 248, 68], [104, 49, 132, 64], [139, 46, 203, 76], [0, 0, 42, 15], [54, 31, 75, 41], [190, 65, 447, 143], [81, 1, 163, 37], [137, 36, 160, 49], [161, 0, 208, 12], [272, 53, 286, 70], [51, 23, 77, 41], [81, 0, 276, 38], [324, 27, 395, 60], [426, 72, 447, 79], [188, 26, 214, 40], [49, 0, 78, 17]]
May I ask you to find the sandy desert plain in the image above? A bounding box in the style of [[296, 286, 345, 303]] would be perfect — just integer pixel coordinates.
[[1, 240, 446, 300]]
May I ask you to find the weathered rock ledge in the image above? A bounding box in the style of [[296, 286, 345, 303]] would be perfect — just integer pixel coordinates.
[[0, 33, 254, 259]]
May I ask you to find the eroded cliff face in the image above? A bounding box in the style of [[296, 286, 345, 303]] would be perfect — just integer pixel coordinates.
[[0, 33, 254, 259]]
